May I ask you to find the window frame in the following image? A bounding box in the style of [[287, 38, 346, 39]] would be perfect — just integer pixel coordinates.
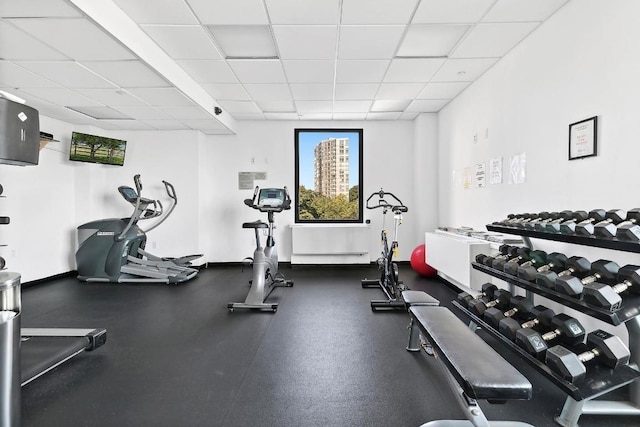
[[294, 128, 364, 224]]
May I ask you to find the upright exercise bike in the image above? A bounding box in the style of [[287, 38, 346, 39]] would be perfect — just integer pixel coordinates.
[[228, 186, 293, 312], [361, 189, 408, 311]]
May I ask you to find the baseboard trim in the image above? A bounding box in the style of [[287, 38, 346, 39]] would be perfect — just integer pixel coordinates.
[[23, 271, 77, 288]]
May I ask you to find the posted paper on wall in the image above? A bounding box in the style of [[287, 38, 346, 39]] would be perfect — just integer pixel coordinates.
[[475, 162, 486, 188], [489, 157, 503, 184], [509, 153, 527, 184]]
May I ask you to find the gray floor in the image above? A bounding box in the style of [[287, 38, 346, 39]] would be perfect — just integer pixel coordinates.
[[18, 265, 639, 426]]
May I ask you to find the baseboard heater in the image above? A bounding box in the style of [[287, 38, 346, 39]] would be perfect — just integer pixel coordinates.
[[290, 224, 370, 264]]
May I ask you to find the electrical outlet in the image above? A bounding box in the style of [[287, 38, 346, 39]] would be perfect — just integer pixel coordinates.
[[473, 133, 478, 144]]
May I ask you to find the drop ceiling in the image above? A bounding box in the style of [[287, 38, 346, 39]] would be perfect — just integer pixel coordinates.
[[0, 0, 569, 135]]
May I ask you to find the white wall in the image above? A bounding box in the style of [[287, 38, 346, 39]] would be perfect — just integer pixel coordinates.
[[199, 119, 432, 263], [436, 0, 640, 340]]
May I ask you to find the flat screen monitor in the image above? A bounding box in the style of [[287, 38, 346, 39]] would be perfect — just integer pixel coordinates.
[[69, 131, 126, 166]]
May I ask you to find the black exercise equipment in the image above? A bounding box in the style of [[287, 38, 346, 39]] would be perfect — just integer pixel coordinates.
[[576, 209, 625, 237], [582, 265, 640, 311], [515, 314, 586, 360], [535, 256, 591, 289], [560, 209, 606, 235], [360, 189, 409, 311], [545, 329, 630, 383], [517, 252, 567, 282], [555, 259, 620, 297], [498, 305, 556, 340], [483, 296, 535, 329]]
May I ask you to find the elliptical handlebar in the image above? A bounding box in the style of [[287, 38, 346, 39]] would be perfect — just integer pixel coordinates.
[[162, 180, 177, 204], [365, 188, 407, 214]]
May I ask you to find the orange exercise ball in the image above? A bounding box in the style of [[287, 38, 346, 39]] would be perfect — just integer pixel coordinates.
[[410, 244, 437, 277]]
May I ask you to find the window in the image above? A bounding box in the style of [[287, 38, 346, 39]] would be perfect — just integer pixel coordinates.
[[294, 128, 363, 223]]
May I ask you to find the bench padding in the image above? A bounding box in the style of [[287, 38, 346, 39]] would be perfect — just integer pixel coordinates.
[[410, 306, 532, 401]]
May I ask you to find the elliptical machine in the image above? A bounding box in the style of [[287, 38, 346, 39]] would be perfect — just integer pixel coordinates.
[[361, 189, 408, 311], [75, 174, 201, 284], [228, 186, 293, 312]]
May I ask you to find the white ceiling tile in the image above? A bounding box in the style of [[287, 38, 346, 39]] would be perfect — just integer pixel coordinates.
[[431, 58, 499, 81], [266, 0, 340, 24], [273, 26, 338, 60], [65, 106, 133, 120], [413, 0, 494, 23], [451, 23, 539, 58], [0, 0, 81, 18], [335, 83, 379, 100], [335, 60, 390, 83], [342, 0, 419, 24], [405, 99, 449, 112], [371, 100, 410, 112], [244, 84, 292, 101], [187, 0, 268, 25], [208, 25, 277, 58], [20, 87, 103, 107], [0, 61, 58, 87], [290, 84, 333, 100], [127, 87, 195, 106], [112, 106, 172, 120], [112, 0, 198, 24], [203, 128, 235, 134], [397, 24, 469, 57], [338, 26, 405, 59], [264, 112, 299, 120], [367, 112, 402, 120], [256, 100, 296, 112], [218, 100, 262, 114], [483, 0, 569, 23], [383, 58, 445, 83], [417, 82, 470, 99], [141, 25, 222, 60], [333, 100, 372, 113], [400, 112, 420, 120], [227, 59, 287, 83], [0, 22, 68, 60], [97, 119, 152, 130], [233, 113, 266, 120], [295, 101, 333, 113], [8, 18, 135, 61], [282, 60, 335, 83], [142, 119, 190, 129], [81, 60, 170, 88], [14, 61, 116, 88], [176, 60, 238, 83], [375, 83, 424, 99], [201, 83, 250, 100], [298, 113, 332, 120], [333, 112, 367, 120], [158, 105, 213, 119], [75, 89, 149, 106]]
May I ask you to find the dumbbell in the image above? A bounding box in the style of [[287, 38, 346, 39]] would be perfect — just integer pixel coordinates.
[[576, 209, 625, 236], [457, 283, 499, 306], [492, 247, 530, 271], [498, 305, 556, 340], [504, 250, 546, 276], [515, 314, 585, 360], [495, 213, 530, 226], [533, 211, 569, 232], [483, 296, 535, 328], [467, 289, 512, 317], [523, 212, 555, 230], [544, 210, 578, 233], [518, 252, 568, 282], [610, 208, 640, 241], [515, 212, 550, 229], [560, 209, 606, 235], [545, 329, 630, 382], [475, 244, 512, 266], [582, 265, 640, 311], [535, 256, 591, 289], [555, 259, 619, 297]]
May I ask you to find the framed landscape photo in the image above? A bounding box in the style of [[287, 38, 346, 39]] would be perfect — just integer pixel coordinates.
[[569, 116, 597, 160], [294, 128, 363, 223]]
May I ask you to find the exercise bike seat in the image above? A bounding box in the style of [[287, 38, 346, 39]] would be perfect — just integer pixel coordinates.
[[243, 220, 269, 229], [392, 205, 408, 213]]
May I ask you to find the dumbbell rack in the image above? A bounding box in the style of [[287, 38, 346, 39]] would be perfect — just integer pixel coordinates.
[[475, 223, 640, 426]]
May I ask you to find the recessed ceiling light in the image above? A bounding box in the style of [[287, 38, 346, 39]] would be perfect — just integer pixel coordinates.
[[208, 25, 278, 59]]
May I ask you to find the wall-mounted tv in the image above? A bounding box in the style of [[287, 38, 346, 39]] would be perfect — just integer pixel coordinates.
[[69, 131, 126, 166]]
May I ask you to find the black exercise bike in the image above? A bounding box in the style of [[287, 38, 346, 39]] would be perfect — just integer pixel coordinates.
[[361, 189, 408, 311]]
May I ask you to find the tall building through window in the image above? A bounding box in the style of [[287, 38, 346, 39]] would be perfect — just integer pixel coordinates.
[[313, 137, 349, 198]]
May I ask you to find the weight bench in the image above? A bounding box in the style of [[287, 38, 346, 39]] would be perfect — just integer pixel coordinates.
[[408, 306, 534, 427], [402, 290, 440, 353]]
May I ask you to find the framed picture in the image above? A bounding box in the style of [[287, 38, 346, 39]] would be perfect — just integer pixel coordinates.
[[294, 128, 363, 223], [568, 116, 597, 160]]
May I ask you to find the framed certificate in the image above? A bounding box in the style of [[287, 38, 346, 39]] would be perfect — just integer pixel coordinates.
[[569, 116, 597, 160]]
